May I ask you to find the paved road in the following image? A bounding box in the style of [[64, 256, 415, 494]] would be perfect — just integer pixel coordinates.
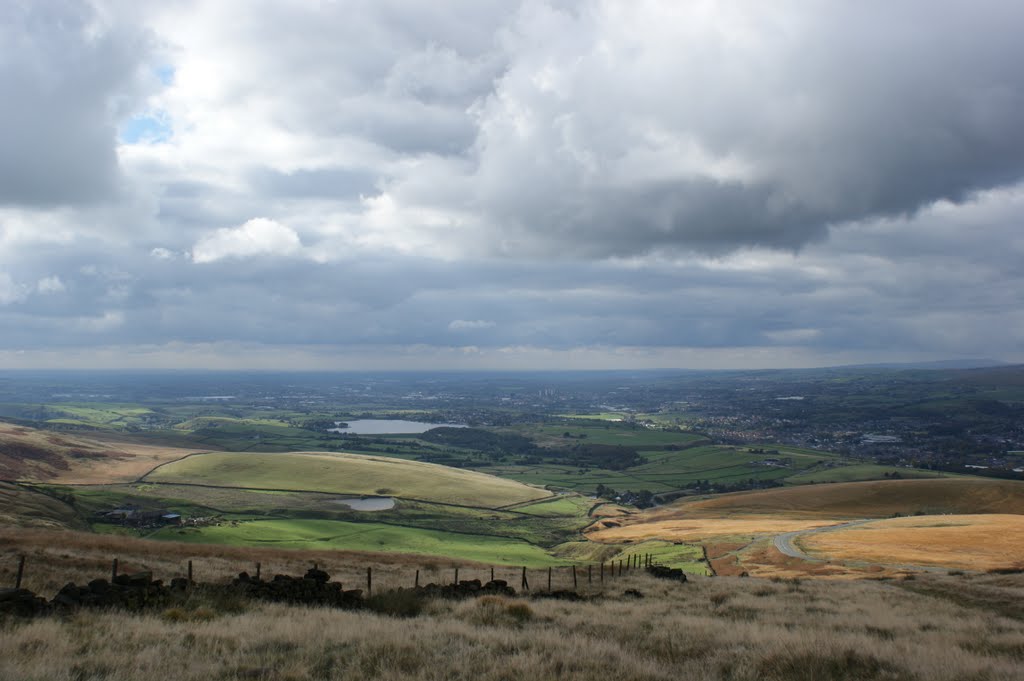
[[773, 519, 952, 573], [773, 520, 873, 561]]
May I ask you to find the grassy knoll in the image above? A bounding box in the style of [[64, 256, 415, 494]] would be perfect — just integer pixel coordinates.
[[149, 518, 569, 566], [145, 451, 551, 508]]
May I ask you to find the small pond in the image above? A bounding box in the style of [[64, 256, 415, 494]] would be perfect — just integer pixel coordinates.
[[331, 497, 397, 511], [328, 419, 466, 435]]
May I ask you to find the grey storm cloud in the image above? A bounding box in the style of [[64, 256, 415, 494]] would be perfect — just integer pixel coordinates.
[[447, 1, 1024, 256], [0, 1, 155, 206], [2, 0, 1024, 368]]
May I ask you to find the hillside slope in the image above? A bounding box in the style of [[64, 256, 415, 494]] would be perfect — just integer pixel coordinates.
[[144, 451, 553, 508], [0, 482, 88, 531], [673, 478, 1024, 519], [0, 422, 206, 484]]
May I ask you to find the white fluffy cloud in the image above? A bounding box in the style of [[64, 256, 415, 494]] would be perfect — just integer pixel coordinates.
[[191, 218, 303, 263], [0, 272, 29, 305], [36, 276, 66, 294]]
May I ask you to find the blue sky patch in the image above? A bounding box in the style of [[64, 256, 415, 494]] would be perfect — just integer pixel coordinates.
[[119, 112, 172, 144]]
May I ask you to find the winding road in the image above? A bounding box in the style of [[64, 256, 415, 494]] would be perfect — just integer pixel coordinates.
[[772, 519, 952, 573], [772, 520, 873, 560]]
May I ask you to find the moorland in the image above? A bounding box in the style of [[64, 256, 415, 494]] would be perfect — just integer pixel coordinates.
[[1, 367, 1023, 680]]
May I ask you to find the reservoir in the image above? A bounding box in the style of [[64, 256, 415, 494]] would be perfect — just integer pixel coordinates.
[[331, 497, 397, 511], [328, 419, 466, 435]]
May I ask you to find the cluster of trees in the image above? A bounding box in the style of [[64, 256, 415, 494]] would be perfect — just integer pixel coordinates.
[[594, 484, 656, 508]]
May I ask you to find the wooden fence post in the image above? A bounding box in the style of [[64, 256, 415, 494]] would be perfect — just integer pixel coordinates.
[[367, 567, 372, 596], [521, 566, 529, 591], [256, 562, 261, 580], [454, 568, 459, 585], [15, 555, 25, 589], [187, 560, 193, 584], [490, 566, 495, 582], [600, 561, 604, 583], [618, 559, 623, 577], [572, 565, 577, 589], [111, 558, 119, 582], [588, 564, 592, 585], [547, 566, 552, 591], [415, 569, 420, 588]]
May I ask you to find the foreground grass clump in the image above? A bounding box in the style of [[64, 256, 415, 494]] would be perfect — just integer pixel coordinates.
[[2, 572, 1024, 680]]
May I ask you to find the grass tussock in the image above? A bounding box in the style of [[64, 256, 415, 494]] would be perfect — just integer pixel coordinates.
[[2, 569, 1024, 680]]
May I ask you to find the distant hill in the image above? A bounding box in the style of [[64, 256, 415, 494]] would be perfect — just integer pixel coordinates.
[[670, 478, 1024, 519], [839, 359, 1010, 370]]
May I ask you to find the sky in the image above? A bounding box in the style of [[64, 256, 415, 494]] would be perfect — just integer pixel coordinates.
[[1, 0, 1023, 371]]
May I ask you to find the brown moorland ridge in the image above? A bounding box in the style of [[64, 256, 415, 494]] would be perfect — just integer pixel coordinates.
[[0, 422, 208, 484], [655, 478, 1024, 520], [587, 478, 1024, 576]]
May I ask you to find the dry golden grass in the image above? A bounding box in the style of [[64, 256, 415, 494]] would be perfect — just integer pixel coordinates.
[[0, 422, 207, 484], [801, 514, 1024, 571], [587, 517, 840, 543], [672, 478, 1024, 519], [2, 567, 1024, 680]]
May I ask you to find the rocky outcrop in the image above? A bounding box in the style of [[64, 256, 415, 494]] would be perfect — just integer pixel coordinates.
[[0, 588, 48, 616], [646, 565, 688, 582]]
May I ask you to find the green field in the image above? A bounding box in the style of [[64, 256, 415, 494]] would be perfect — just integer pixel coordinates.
[[149, 518, 570, 566], [145, 451, 552, 508], [513, 495, 595, 517], [784, 463, 958, 484], [519, 423, 709, 450], [479, 444, 838, 495]]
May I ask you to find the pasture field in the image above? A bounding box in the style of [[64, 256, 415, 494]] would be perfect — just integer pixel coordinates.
[[31, 403, 158, 430], [145, 451, 552, 508], [149, 518, 570, 566], [800, 513, 1024, 571], [515, 423, 709, 450], [784, 463, 957, 484], [512, 495, 594, 517], [481, 444, 837, 496]]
